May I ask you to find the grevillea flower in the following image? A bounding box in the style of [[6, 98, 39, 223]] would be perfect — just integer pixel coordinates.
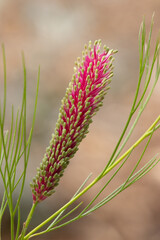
[[31, 40, 116, 203]]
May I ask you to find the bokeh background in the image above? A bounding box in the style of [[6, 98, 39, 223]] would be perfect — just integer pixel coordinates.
[[0, 0, 160, 239]]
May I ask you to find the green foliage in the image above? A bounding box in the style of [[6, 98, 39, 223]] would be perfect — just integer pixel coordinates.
[[0, 48, 40, 240]]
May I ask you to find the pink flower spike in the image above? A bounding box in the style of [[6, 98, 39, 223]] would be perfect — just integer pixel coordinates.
[[30, 40, 117, 203]]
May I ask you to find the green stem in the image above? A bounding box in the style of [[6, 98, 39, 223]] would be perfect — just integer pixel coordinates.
[[24, 180, 99, 240], [18, 203, 37, 240], [24, 115, 160, 240], [11, 213, 14, 240], [102, 114, 160, 177], [0, 224, 1, 240]]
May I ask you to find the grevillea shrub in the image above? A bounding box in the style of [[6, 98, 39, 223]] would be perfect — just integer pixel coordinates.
[[0, 16, 159, 240], [30, 40, 116, 203]]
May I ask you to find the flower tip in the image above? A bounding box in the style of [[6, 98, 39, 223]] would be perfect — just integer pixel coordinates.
[[94, 39, 101, 45], [113, 49, 118, 54]]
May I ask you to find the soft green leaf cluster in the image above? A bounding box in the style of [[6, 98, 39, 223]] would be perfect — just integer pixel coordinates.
[[0, 49, 40, 240]]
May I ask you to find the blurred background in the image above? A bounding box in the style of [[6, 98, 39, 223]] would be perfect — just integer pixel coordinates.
[[0, 0, 160, 239]]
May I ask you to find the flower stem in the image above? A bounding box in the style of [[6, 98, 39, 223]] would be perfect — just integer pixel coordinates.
[[18, 203, 37, 240]]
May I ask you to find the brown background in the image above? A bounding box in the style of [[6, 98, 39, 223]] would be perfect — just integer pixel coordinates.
[[0, 0, 160, 239]]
